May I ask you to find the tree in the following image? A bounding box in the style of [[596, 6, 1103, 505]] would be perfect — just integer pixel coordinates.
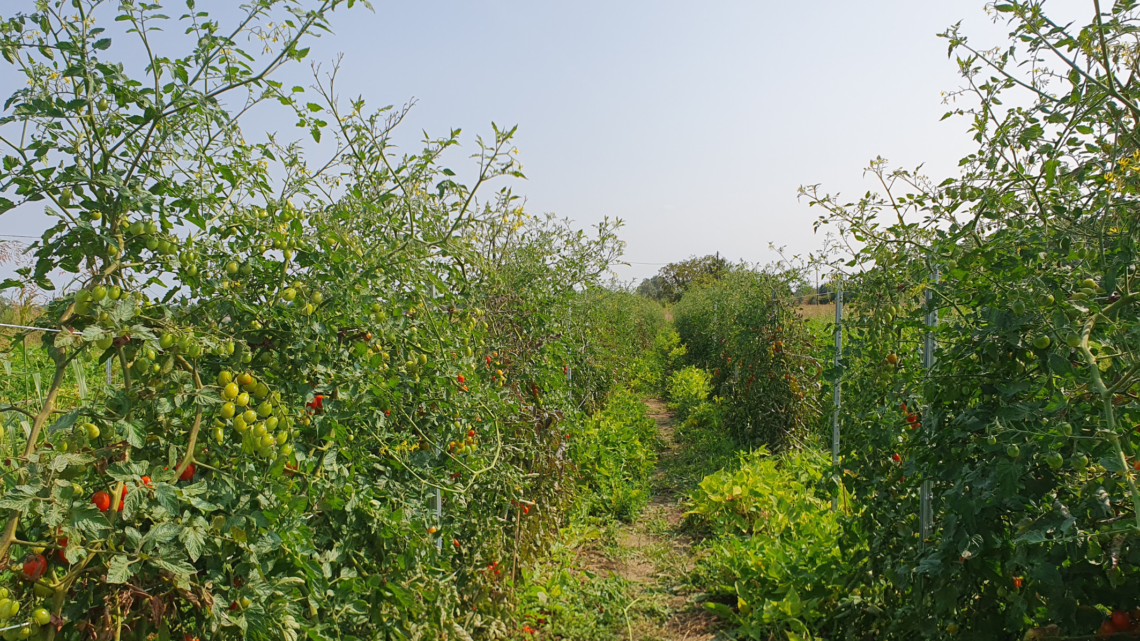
[[655, 254, 729, 302]]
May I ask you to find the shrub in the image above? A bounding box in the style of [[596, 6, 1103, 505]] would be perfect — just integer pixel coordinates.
[[688, 449, 856, 640], [666, 366, 712, 420], [571, 388, 659, 521]]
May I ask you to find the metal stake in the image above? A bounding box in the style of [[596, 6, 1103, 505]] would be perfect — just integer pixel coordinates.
[[832, 288, 843, 511]]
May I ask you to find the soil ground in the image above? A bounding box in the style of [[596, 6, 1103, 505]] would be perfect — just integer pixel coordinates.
[[577, 399, 723, 641]]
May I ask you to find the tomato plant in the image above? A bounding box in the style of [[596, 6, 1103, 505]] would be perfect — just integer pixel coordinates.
[[0, 3, 664, 640]]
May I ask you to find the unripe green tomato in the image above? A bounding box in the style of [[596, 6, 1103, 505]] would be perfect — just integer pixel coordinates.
[[31, 610, 49, 628], [1065, 333, 1081, 348], [187, 344, 202, 358], [108, 286, 121, 300], [0, 589, 7, 600], [280, 443, 294, 457], [1032, 335, 1051, 349], [1073, 454, 1088, 470], [242, 410, 257, 424], [0, 599, 11, 619], [276, 431, 288, 445], [16, 624, 29, 639], [74, 301, 90, 315], [250, 320, 262, 331], [159, 334, 174, 349], [8, 601, 18, 617], [303, 303, 315, 315], [283, 288, 297, 302], [259, 434, 275, 448], [95, 336, 114, 350], [129, 221, 145, 236], [217, 371, 233, 386], [1006, 444, 1020, 459], [254, 383, 269, 399], [1059, 422, 1072, 436], [85, 424, 100, 439], [1081, 278, 1098, 290], [257, 447, 273, 459], [265, 416, 279, 430], [305, 342, 317, 354], [152, 364, 160, 374], [240, 264, 253, 277], [91, 285, 107, 301], [233, 415, 248, 432], [226, 262, 239, 276], [145, 237, 159, 251], [236, 392, 250, 407], [213, 427, 224, 444], [241, 352, 252, 364], [257, 402, 273, 418], [223, 383, 239, 400], [253, 423, 267, 439], [1045, 452, 1064, 470], [311, 292, 324, 305], [145, 221, 158, 234], [1011, 301, 1025, 315]]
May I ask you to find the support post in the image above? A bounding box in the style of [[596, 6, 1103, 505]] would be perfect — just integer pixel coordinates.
[[832, 288, 842, 511], [920, 266, 939, 543]]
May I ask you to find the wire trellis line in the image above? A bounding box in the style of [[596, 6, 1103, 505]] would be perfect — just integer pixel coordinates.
[[0, 323, 59, 333]]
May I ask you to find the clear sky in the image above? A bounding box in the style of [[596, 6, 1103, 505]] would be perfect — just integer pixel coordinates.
[[0, 1, 1091, 287]]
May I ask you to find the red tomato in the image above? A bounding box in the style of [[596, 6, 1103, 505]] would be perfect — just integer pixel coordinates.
[[92, 491, 111, 512], [1111, 611, 1131, 631], [523, 506, 529, 514], [906, 413, 918, 424], [140, 475, 151, 487], [467, 430, 475, 438], [57, 537, 69, 563], [116, 485, 128, 511], [20, 554, 47, 582], [892, 453, 901, 463], [306, 395, 324, 413], [179, 463, 196, 482], [1099, 620, 1118, 638], [284, 462, 297, 477], [457, 374, 465, 384]]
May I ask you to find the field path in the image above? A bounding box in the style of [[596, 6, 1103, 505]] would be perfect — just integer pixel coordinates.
[[582, 399, 720, 641]]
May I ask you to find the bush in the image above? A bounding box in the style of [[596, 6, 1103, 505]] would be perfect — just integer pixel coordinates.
[[628, 330, 685, 395], [688, 449, 856, 640], [666, 366, 712, 420], [571, 388, 659, 521]]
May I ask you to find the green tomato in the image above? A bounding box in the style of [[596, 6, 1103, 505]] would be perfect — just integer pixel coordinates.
[[280, 443, 294, 457], [0, 599, 11, 619], [276, 431, 288, 445], [129, 221, 145, 236], [1006, 444, 1020, 459], [1059, 422, 1072, 437], [108, 286, 122, 300], [32, 609, 50, 627], [254, 383, 269, 399], [159, 334, 175, 349], [1044, 452, 1064, 470], [311, 292, 324, 305], [1032, 335, 1051, 349], [85, 423, 100, 439], [242, 410, 257, 424], [1073, 454, 1088, 470], [265, 416, 279, 430], [283, 288, 297, 302], [236, 392, 250, 407], [1065, 332, 1081, 348], [1011, 301, 1025, 315], [95, 336, 114, 350], [91, 285, 107, 302], [253, 423, 268, 438]]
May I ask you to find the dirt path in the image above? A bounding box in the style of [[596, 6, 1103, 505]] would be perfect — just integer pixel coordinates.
[[583, 399, 718, 641]]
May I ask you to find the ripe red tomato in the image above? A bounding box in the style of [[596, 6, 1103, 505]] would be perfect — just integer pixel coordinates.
[[453, 539, 460, 548], [522, 506, 529, 514], [179, 463, 196, 482], [92, 491, 111, 512], [906, 413, 918, 424], [457, 374, 465, 384], [116, 485, 128, 511], [467, 430, 475, 438], [1099, 620, 1118, 638], [57, 537, 69, 563], [892, 453, 901, 463], [140, 475, 151, 487], [21, 554, 47, 582], [1111, 611, 1131, 631]]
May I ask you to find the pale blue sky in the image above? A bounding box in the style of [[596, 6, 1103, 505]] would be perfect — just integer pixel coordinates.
[[1, 1, 1090, 286]]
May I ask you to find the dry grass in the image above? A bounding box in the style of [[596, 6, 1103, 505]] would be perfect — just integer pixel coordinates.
[[797, 303, 835, 322]]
